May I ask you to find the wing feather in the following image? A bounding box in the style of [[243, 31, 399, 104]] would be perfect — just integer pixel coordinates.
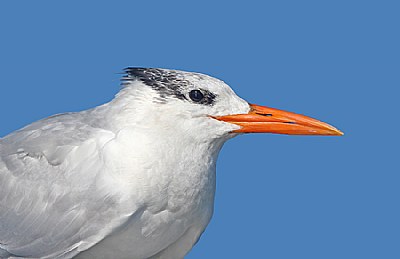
[[0, 112, 132, 258]]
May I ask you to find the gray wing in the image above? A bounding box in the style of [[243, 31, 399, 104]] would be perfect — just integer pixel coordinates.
[[0, 112, 127, 258]]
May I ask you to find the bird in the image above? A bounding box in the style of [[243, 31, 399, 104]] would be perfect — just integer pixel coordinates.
[[0, 68, 343, 259]]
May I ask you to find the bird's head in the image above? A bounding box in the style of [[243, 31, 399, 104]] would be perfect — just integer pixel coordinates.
[[118, 68, 342, 142]]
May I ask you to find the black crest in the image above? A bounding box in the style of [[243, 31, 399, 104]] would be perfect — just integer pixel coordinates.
[[122, 68, 216, 105]]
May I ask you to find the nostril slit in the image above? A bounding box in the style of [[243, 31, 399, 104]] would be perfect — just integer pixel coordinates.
[[257, 113, 273, 117], [284, 122, 296, 124]]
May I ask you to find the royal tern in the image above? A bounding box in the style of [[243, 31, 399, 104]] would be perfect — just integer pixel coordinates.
[[0, 68, 342, 258]]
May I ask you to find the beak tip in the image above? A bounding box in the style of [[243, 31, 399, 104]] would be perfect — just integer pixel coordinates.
[[329, 126, 344, 136]]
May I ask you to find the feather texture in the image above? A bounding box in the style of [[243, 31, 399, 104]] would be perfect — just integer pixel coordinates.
[[0, 68, 249, 258]]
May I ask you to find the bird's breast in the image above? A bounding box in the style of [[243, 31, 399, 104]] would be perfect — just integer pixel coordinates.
[[86, 130, 221, 257]]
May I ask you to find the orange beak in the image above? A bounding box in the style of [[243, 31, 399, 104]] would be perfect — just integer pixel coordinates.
[[213, 104, 343, 136]]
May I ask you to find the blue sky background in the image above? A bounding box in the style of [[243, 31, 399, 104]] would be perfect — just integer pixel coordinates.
[[0, 1, 399, 258]]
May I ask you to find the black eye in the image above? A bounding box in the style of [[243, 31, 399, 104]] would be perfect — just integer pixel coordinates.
[[189, 90, 204, 102]]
